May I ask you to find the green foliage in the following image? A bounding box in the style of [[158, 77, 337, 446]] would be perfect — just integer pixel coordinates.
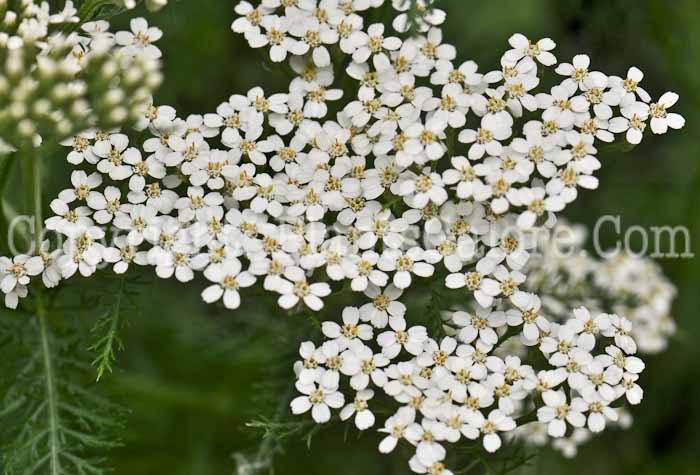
[[453, 441, 537, 475], [0, 305, 125, 475], [88, 275, 138, 382], [233, 315, 320, 474], [73, 0, 130, 25]]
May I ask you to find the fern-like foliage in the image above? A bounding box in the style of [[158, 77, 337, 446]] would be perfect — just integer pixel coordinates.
[[0, 301, 125, 475], [88, 275, 138, 382], [233, 311, 322, 475]]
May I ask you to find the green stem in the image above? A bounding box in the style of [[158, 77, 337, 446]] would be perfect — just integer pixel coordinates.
[[251, 382, 295, 470], [447, 127, 456, 160], [32, 149, 42, 255], [0, 154, 14, 193], [382, 194, 404, 211], [405, 0, 420, 36], [72, 0, 131, 28], [37, 292, 62, 475], [19, 145, 42, 255], [27, 141, 58, 472], [515, 409, 537, 426]]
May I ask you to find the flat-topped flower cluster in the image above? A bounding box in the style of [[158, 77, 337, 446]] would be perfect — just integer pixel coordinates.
[[0, 0, 683, 472], [524, 223, 676, 355]]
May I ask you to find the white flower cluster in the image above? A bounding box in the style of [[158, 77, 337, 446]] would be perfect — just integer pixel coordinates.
[[525, 223, 677, 355], [0, 7, 164, 307], [0, 0, 684, 471], [293, 304, 644, 471], [0, 1, 162, 150], [505, 223, 676, 458]]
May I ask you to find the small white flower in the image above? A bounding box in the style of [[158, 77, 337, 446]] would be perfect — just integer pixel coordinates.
[[445, 264, 500, 308], [580, 387, 618, 433], [537, 390, 586, 437], [504, 33, 557, 67], [356, 204, 408, 250], [416, 337, 458, 381], [288, 16, 338, 67], [301, 82, 344, 119], [618, 373, 644, 405], [61, 132, 97, 165], [135, 102, 177, 131], [379, 247, 435, 290], [406, 418, 448, 466], [538, 84, 589, 129], [115, 17, 163, 59], [103, 236, 148, 274], [649, 92, 685, 134], [609, 66, 651, 103], [346, 251, 388, 292], [231, 1, 272, 36], [93, 133, 138, 181], [458, 113, 513, 160], [555, 54, 604, 92], [248, 15, 298, 63], [0, 255, 44, 306], [377, 317, 427, 359], [290, 371, 345, 423], [113, 204, 158, 246], [392, 0, 446, 34], [609, 96, 649, 145], [452, 308, 506, 347], [202, 258, 256, 309], [350, 23, 401, 64], [339, 389, 375, 430], [513, 187, 563, 230], [540, 323, 593, 369], [569, 307, 611, 351], [464, 409, 516, 453], [409, 451, 453, 475], [45, 199, 93, 237], [378, 406, 416, 453], [442, 156, 490, 201], [58, 229, 105, 279], [58, 170, 102, 204], [360, 284, 406, 328], [322, 306, 373, 349], [602, 315, 638, 354], [506, 294, 550, 341], [276, 266, 331, 311], [396, 169, 448, 208], [342, 339, 389, 390], [384, 361, 422, 399], [147, 231, 200, 278]]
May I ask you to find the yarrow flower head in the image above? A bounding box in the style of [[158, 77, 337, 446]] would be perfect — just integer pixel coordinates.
[[0, 0, 684, 472]]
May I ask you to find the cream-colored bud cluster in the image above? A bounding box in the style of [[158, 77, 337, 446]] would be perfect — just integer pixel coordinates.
[[0, 1, 162, 150]]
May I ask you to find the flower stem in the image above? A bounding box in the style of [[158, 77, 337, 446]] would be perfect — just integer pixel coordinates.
[[19, 144, 42, 254], [32, 149, 43, 255], [37, 291, 62, 475], [515, 409, 537, 426], [24, 143, 59, 472]]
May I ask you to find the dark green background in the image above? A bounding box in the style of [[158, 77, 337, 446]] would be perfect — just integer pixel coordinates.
[[8, 0, 700, 473]]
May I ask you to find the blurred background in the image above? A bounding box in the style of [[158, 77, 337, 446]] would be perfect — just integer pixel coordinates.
[[4, 0, 700, 474]]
